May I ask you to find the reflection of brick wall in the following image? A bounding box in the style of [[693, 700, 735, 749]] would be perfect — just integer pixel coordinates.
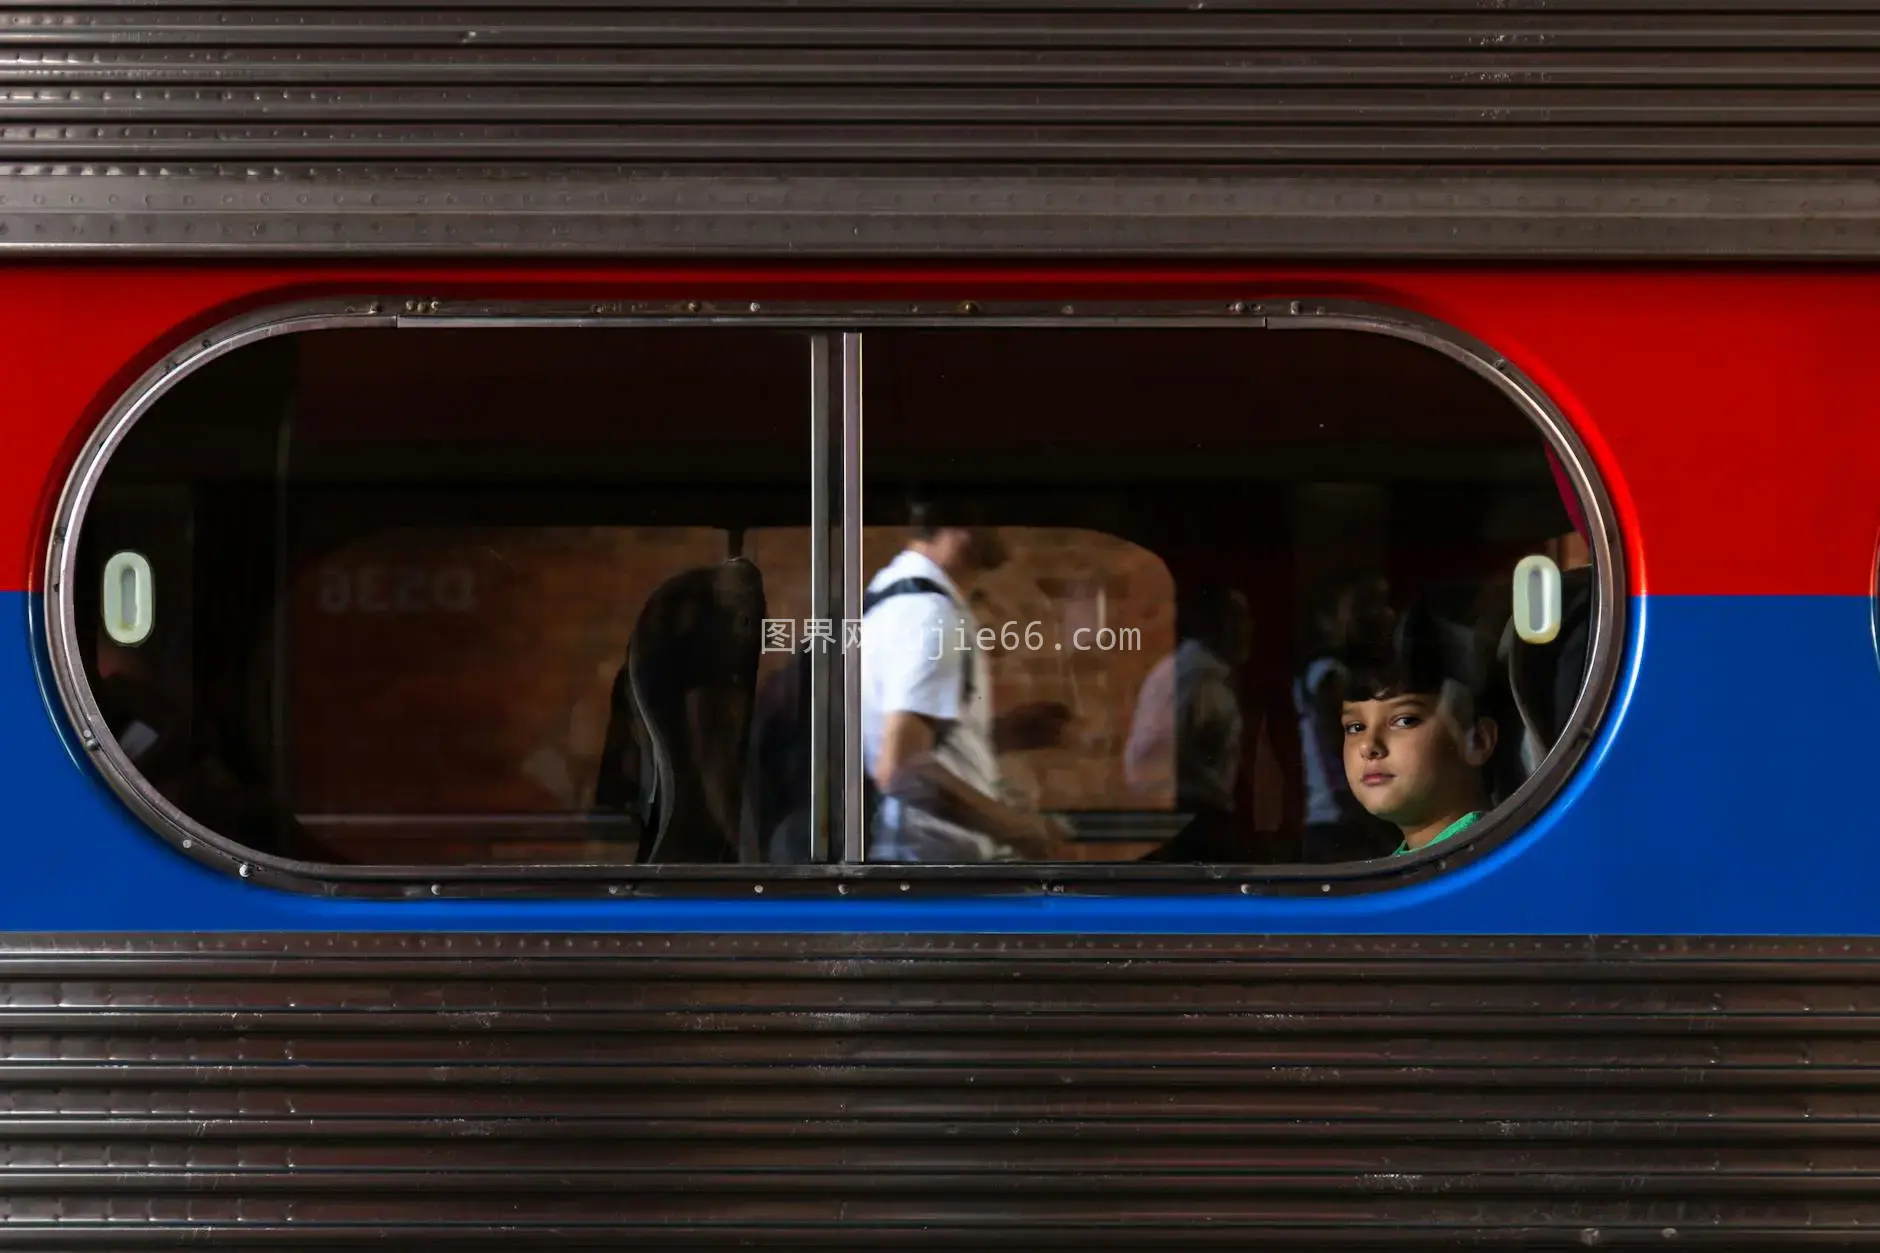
[[289, 522, 1173, 821], [971, 529, 1174, 813], [290, 527, 726, 814]]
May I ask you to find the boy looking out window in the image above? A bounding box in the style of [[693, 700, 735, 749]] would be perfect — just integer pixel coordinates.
[[1339, 611, 1500, 857]]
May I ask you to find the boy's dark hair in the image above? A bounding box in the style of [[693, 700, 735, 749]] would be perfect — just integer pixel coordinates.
[[1342, 602, 1485, 709], [1342, 599, 1524, 803]]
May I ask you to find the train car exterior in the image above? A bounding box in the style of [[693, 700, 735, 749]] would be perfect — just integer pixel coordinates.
[[4, 2, 1880, 1247]]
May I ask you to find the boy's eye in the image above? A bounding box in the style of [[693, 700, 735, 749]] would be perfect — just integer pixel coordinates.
[[1392, 715, 1422, 730], [1341, 721, 1363, 735]]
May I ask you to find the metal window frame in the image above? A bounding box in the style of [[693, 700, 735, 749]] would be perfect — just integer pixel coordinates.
[[41, 295, 1625, 900], [840, 330, 867, 867], [807, 332, 836, 866]]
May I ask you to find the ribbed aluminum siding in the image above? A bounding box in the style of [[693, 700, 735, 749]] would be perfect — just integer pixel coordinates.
[[0, 933, 1871, 1245], [0, 3, 1878, 255]]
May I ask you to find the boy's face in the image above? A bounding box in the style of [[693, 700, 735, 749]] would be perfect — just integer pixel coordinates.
[[1340, 689, 1495, 830]]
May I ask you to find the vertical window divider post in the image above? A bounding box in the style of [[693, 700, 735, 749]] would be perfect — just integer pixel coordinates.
[[807, 333, 834, 864], [840, 331, 865, 865]]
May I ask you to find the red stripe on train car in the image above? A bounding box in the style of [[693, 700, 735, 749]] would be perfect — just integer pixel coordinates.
[[5, 264, 1878, 597]]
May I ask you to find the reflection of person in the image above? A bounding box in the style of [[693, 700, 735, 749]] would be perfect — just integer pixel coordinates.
[[1295, 575, 1399, 864], [863, 494, 1071, 862], [1128, 584, 1260, 863], [1339, 610, 1500, 857], [1125, 584, 1250, 818]]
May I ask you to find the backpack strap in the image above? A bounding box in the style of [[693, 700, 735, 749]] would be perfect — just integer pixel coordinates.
[[861, 576, 976, 709], [862, 576, 952, 615]]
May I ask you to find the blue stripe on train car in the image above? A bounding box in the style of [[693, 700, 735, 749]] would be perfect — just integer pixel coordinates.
[[0, 592, 1857, 933]]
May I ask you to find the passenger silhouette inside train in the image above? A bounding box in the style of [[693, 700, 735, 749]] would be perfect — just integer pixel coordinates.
[[1126, 583, 1254, 862], [592, 663, 653, 850], [594, 558, 765, 864], [749, 640, 813, 865]]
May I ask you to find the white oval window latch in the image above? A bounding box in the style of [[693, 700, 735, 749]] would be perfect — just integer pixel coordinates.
[[1512, 554, 1562, 645], [101, 551, 153, 646]]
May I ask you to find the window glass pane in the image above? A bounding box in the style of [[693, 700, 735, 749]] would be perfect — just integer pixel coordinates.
[[858, 328, 1597, 866], [75, 328, 813, 868]]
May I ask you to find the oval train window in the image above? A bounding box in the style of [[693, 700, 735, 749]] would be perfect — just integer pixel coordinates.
[[47, 306, 1618, 886]]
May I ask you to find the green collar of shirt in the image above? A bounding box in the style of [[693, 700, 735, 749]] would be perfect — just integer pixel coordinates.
[[1391, 810, 1483, 857]]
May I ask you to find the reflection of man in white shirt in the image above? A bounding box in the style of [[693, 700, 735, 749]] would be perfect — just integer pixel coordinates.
[[862, 499, 1071, 862]]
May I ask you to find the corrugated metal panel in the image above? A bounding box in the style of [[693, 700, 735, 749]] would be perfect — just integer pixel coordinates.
[[0, 933, 1872, 1245], [0, 3, 1877, 255]]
